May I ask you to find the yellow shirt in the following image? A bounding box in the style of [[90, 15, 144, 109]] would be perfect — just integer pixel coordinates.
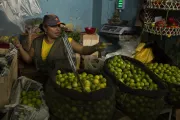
[[41, 37, 73, 61]]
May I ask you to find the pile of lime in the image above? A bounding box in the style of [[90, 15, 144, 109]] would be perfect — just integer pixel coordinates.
[[56, 70, 107, 92], [147, 63, 180, 102], [107, 56, 158, 90], [146, 63, 180, 84], [116, 89, 164, 120], [21, 90, 42, 108]]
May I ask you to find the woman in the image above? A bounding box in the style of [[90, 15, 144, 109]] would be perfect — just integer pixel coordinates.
[[14, 14, 106, 84]]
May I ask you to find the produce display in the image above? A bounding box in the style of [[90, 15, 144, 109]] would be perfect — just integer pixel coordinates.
[[56, 70, 107, 92], [146, 63, 180, 103], [50, 95, 115, 120], [107, 56, 158, 90], [151, 17, 179, 28], [21, 90, 42, 108], [0, 36, 10, 43], [104, 55, 166, 120], [116, 88, 164, 120], [46, 69, 116, 120], [146, 63, 180, 84]]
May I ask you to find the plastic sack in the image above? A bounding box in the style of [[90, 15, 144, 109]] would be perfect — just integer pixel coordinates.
[[105, 36, 141, 59], [4, 76, 49, 120], [0, 0, 25, 32], [0, 0, 42, 32], [20, 0, 41, 16], [83, 56, 105, 72], [119, 35, 140, 56], [24, 18, 43, 34]]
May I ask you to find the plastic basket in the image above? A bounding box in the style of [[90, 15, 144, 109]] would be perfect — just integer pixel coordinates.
[[146, 0, 180, 11]]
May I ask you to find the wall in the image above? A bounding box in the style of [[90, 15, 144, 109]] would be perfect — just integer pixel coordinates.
[[0, 0, 93, 34], [101, 0, 139, 26], [0, 0, 139, 34], [92, 0, 102, 30], [38, 0, 93, 30], [0, 11, 22, 35]]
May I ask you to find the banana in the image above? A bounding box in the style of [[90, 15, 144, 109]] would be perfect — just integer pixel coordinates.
[[134, 49, 147, 63], [134, 47, 154, 64], [144, 48, 151, 63], [135, 43, 146, 52], [146, 49, 154, 63]]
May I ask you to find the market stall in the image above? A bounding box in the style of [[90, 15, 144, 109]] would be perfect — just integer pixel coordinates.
[[1, 0, 180, 120]]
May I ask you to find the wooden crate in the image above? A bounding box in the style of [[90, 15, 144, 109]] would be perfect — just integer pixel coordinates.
[[81, 33, 99, 57], [0, 50, 18, 108]]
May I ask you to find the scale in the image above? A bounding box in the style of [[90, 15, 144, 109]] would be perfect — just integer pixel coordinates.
[[99, 0, 140, 39], [100, 24, 136, 35], [99, 24, 140, 40]]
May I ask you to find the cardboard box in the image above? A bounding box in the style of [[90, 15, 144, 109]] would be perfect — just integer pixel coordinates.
[[0, 49, 18, 108], [75, 53, 81, 69], [81, 33, 99, 57]]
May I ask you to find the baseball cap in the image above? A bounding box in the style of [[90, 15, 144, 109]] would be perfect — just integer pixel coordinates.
[[43, 14, 64, 26]]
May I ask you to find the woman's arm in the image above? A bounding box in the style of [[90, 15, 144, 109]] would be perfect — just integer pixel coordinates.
[[18, 46, 34, 63], [13, 39, 34, 63], [71, 39, 105, 55]]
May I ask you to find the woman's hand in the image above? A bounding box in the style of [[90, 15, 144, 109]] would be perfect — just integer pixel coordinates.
[[12, 37, 22, 49], [94, 42, 108, 51]]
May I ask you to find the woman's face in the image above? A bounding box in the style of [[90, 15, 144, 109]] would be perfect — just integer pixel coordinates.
[[45, 25, 61, 39]]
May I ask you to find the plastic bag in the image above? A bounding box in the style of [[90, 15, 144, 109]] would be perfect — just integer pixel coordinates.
[[4, 76, 49, 120], [118, 35, 141, 56], [83, 56, 105, 72], [105, 36, 141, 59], [21, 0, 41, 16], [0, 0, 42, 32], [0, 0, 25, 32]]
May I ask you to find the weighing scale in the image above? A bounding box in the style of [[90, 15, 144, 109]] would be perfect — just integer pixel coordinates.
[[99, 0, 140, 40], [100, 24, 137, 35], [99, 24, 140, 40], [99, 0, 141, 55]]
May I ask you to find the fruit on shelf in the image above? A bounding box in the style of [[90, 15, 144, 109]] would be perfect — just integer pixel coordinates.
[[155, 19, 167, 27], [153, 17, 179, 28], [167, 17, 179, 27]]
